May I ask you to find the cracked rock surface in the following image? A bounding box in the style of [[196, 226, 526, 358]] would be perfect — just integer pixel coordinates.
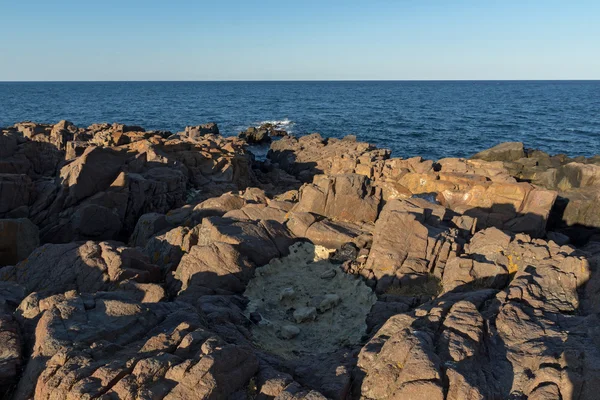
[[2, 121, 600, 399]]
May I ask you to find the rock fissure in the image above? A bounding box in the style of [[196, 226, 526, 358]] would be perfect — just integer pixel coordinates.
[[2, 123, 600, 398]]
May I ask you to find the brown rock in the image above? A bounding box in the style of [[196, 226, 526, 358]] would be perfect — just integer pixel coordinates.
[[439, 181, 556, 236], [191, 192, 247, 221], [239, 126, 272, 144], [556, 162, 600, 190], [171, 241, 254, 296], [0, 241, 161, 296], [49, 120, 78, 150], [195, 216, 294, 266], [145, 225, 197, 272], [269, 133, 389, 181], [471, 142, 525, 162], [13, 122, 51, 139], [364, 198, 464, 294], [183, 122, 219, 138], [130, 212, 171, 247], [13, 293, 258, 400], [293, 174, 382, 224], [58, 146, 131, 208]]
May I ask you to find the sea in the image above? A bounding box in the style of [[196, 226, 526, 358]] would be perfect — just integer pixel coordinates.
[[0, 81, 598, 160]]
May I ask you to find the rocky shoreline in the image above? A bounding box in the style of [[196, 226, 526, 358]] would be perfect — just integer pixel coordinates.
[[1, 120, 600, 399]]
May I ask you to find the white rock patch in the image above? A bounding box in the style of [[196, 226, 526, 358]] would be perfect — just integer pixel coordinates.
[[244, 241, 377, 358]]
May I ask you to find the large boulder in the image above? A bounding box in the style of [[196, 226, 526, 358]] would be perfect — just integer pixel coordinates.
[[441, 227, 513, 292], [471, 142, 525, 162], [172, 242, 254, 296], [363, 198, 471, 294], [129, 212, 171, 247], [293, 174, 382, 224], [0, 218, 39, 266], [555, 189, 600, 240], [436, 157, 516, 182], [57, 146, 131, 208], [191, 192, 247, 221], [466, 145, 600, 238], [144, 225, 197, 272], [286, 211, 372, 249], [37, 160, 188, 244], [170, 215, 295, 298], [49, 120, 78, 150], [0, 130, 65, 177], [437, 181, 557, 237], [182, 122, 219, 139], [556, 162, 600, 190], [154, 135, 255, 191], [196, 216, 294, 266], [0, 132, 18, 159], [238, 126, 271, 144]]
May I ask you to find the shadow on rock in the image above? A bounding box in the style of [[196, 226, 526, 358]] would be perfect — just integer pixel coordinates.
[[350, 201, 600, 399]]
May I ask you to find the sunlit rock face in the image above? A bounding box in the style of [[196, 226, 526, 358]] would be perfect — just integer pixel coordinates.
[[243, 242, 377, 358]]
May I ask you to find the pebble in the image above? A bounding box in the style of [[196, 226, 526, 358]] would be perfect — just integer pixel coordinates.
[[280, 324, 300, 340], [318, 294, 341, 312], [320, 269, 336, 280], [279, 287, 296, 302], [293, 306, 317, 323]]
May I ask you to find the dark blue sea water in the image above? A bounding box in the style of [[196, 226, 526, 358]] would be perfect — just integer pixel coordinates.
[[0, 81, 599, 160]]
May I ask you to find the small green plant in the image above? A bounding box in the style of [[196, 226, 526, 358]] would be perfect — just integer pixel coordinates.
[[246, 377, 258, 399]]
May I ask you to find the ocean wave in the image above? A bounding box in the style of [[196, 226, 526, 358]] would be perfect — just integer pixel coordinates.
[[256, 118, 294, 132], [566, 127, 599, 135]]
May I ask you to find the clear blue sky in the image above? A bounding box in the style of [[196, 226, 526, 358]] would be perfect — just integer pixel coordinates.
[[1, 0, 599, 80]]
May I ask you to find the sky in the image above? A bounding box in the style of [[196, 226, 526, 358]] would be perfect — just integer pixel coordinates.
[[1, 0, 599, 81]]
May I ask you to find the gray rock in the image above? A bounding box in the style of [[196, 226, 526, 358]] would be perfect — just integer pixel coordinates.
[[0, 174, 32, 216], [546, 230, 570, 245], [293, 307, 317, 323], [280, 324, 301, 340], [0, 218, 39, 266], [317, 294, 341, 313], [279, 287, 296, 302]]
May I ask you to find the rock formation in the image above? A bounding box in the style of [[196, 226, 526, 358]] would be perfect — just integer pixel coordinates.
[[1, 120, 600, 399], [238, 123, 289, 145]]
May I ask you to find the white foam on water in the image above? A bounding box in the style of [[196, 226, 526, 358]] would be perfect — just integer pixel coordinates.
[[256, 118, 294, 132]]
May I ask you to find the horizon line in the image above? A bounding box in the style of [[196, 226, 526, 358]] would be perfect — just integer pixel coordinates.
[[1, 79, 600, 83]]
